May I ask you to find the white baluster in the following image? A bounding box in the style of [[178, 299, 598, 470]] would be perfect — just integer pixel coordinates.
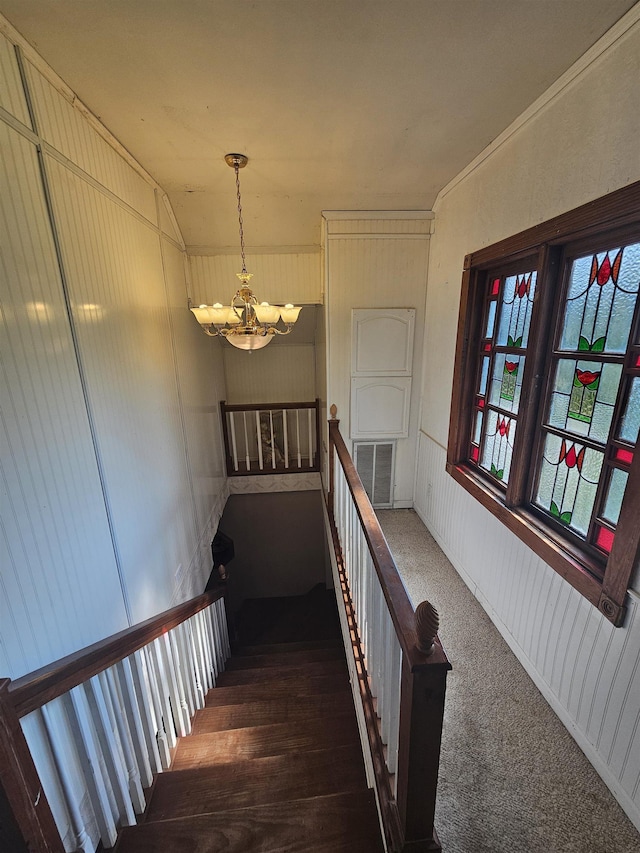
[[40, 704, 93, 853], [269, 410, 276, 469], [386, 642, 402, 781], [216, 597, 231, 659], [103, 668, 146, 813], [147, 639, 178, 750], [158, 632, 190, 738], [116, 658, 154, 789], [205, 604, 222, 678], [296, 410, 301, 467], [256, 410, 264, 470], [175, 622, 197, 716], [230, 411, 239, 472], [142, 646, 172, 768], [62, 687, 118, 848], [195, 610, 214, 691], [243, 411, 250, 470], [185, 617, 206, 707], [283, 408, 289, 468], [83, 677, 137, 826], [130, 649, 163, 774], [167, 629, 192, 734], [307, 408, 313, 467]]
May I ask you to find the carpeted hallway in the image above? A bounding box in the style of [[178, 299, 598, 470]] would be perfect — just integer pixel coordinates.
[[377, 509, 640, 853]]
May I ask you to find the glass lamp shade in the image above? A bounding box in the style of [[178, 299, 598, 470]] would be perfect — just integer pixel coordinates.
[[280, 303, 302, 324], [191, 305, 215, 325], [209, 303, 232, 325], [254, 302, 281, 324], [226, 331, 275, 350]]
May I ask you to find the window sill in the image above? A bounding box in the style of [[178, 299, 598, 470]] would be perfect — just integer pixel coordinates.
[[445, 461, 626, 625]]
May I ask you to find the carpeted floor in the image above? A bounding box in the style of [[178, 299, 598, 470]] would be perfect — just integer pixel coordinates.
[[377, 509, 640, 853]]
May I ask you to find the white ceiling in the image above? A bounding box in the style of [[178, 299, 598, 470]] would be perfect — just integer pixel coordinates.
[[2, 0, 636, 250]]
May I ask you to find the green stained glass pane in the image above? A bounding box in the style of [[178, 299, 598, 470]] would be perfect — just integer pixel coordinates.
[[602, 467, 628, 525], [534, 433, 604, 538], [547, 359, 622, 443], [489, 353, 525, 413], [479, 408, 516, 484], [479, 356, 490, 396], [619, 377, 640, 445], [560, 242, 640, 353], [485, 299, 497, 338], [496, 270, 537, 348]]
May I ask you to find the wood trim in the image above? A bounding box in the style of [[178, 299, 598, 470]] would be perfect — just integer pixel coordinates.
[[9, 589, 225, 718], [329, 421, 450, 671], [0, 680, 64, 853], [220, 400, 319, 413]]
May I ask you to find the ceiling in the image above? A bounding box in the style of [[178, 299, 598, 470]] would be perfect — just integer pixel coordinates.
[[2, 0, 636, 251]]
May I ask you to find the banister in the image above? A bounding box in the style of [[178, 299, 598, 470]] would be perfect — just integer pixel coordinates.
[[328, 418, 448, 672], [9, 588, 225, 719], [221, 399, 319, 412]]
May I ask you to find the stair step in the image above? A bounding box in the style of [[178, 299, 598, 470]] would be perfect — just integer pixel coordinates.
[[172, 713, 360, 770], [192, 692, 354, 734], [216, 658, 347, 687], [205, 674, 351, 707], [225, 647, 343, 670], [233, 638, 343, 656], [116, 790, 384, 853], [145, 744, 368, 821]]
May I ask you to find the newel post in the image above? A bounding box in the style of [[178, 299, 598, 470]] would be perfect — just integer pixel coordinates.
[[397, 602, 450, 852], [327, 404, 339, 517], [0, 679, 64, 853]]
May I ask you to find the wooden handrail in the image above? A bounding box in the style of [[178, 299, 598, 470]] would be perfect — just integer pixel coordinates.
[[9, 588, 225, 719], [220, 399, 319, 412], [328, 419, 449, 672]]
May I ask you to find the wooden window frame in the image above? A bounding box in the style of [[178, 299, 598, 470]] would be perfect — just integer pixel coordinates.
[[447, 182, 640, 626]]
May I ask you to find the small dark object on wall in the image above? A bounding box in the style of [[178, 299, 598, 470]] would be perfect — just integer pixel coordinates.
[[212, 530, 234, 581]]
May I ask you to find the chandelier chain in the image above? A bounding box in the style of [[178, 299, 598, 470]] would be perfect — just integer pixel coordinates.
[[234, 161, 247, 274]]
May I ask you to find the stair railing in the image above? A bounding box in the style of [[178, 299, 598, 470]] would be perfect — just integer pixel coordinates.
[[220, 399, 321, 475], [0, 588, 230, 853], [327, 408, 451, 853]]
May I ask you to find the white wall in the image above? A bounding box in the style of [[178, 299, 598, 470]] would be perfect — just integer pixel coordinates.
[[324, 213, 431, 506], [416, 13, 640, 828], [0, 27, 228, 684]]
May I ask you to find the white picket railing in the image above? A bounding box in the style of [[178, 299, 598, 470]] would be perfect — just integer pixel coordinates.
[[221, 400, 320, 475], [5, 593, 229, 852]]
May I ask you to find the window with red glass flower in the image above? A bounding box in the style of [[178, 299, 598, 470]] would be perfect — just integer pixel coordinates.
[[447, 183, 640, 626]]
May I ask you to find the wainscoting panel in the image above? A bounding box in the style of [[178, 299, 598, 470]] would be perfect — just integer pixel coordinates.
[[188, 252, 322, 308], [24, 60, 157, 224], [0, 122, 128, 678], [45, 156, 197, 623], [415, 430, 640, 825], [0, 31, 30, 125]]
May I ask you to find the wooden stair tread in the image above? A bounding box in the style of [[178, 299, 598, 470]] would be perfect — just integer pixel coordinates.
[[193, 692, 354, 733], [205, 674, 351, 706], [172, 714, 360, 769], [116, 790, 384, 853], [145, 744, 368, 821], [233, 638, 343, 656], [225, 647, 344, 670], [216, 658, 347, 687]]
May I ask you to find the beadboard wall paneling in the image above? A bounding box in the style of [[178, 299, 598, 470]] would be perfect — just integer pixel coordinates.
[[161, 236, 227, 536], [0, 32, 30, 125], [158, 193, 183, 245], [0, 123, 127, 679], [326, 217, 432, 235], [325, 224, 430, 505], [223, 343, 316, 405], [416, 432, 640, 823], [24, 61, 157, 224], [45, 156, 197, 623], [188, 252, 322, 307]]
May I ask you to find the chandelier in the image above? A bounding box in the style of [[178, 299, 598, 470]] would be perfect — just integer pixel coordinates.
[[190, 153, 301, 350]]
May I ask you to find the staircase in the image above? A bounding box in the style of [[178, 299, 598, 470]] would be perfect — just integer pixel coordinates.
[[114, 587, 384, 852]]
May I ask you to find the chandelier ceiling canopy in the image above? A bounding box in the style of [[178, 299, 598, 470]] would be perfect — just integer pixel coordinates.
[[190, 154, 301, 350]]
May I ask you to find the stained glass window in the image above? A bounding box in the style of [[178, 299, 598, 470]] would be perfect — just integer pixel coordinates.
[[451, 187, 640, 624], [534, 239, 640, 556], [469, 266, 536, 486]]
